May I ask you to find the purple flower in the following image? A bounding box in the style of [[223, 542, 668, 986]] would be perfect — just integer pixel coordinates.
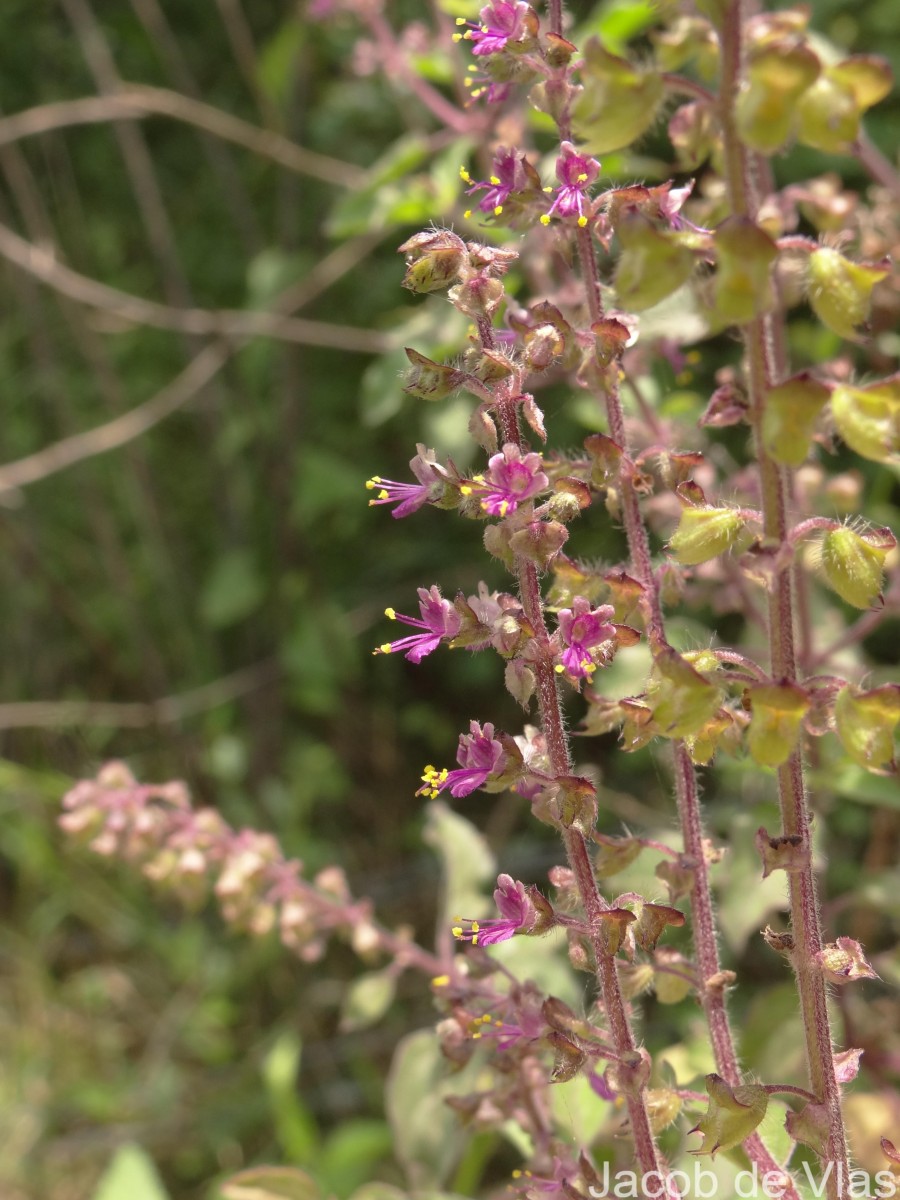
[[556, 597, 616, 681], [366, 445, 447, 519], [453, 873, 535, 946], [374, 585, 461, 663], [467, 442, 548, 517], [418, 720, 507, 798], [461, 149, 530, 216], [541, 142, 600, 228], [457, 1, 532, 57]]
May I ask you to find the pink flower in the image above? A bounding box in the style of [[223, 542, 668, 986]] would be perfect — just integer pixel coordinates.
[[453, 874, 536, 946], [461, 148, 532, 216], [374, 585, 461, 663], [458, 1, 533, 57], [541, 142, 600, 228], [467, 443, 548, 517], [418, 720, 507, 798], [556, 597, 616, 680], [366, 445, 448, 519]]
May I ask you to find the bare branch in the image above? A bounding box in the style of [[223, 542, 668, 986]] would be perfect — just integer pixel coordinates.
[[0, 222, 391, 352], [0, 661, 278, 728], [0, 86, 366, 187], [0, 343, 229, 495]]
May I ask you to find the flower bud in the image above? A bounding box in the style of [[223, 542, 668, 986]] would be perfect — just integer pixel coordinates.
[[593, 833, 642, 877], [761, 373, 830, 467], [595, 908, 636, 955], [613, 215, 696, 311], [816, 936, 879, 985], [633, 902, 686, 951], [449, 275, 505, 320], [798, 55, 892, 153], [655, 856, 697, 905], [505, 658, 536, 709], [606, 1048, 652, 1097], [667, 503, 750, 566], [668, 101, 717, 171], [747, 681, 811, 767], [735, 39, 820, 154], [646, 1088, 684, 1135], [807, 247, 889, 340], [834, 684, 900, 772], [398, 230, 467, 293], [690, 1074, 768, 1157], [755, 827, 809, 877], [819, 524, 894, 609], [785, 1101, 830, 1156], [508, 519, 569, 569], [402, 348, 465, 401], [653, 947, 693, 1004], [712, 218, 778, 324], [830, 376, 900, 463], [646, 642, 722, 739], [571, 38, 663, 154]]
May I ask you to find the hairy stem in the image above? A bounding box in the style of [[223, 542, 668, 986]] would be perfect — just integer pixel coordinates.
[[495, 394, 667, 1189], [575, 164, 797, 1194], [718, 3, 850, 1193]]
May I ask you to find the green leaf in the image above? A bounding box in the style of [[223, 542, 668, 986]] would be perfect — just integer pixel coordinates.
[[90, 1144, 170, 1200], [200, 549, 265, 629], [258, 20, 306, 110], [340, 969, 397, 1032], [317, 1119, 393, 1199], [219, 1166, 319, 1200], [422, 800, 495, 931], [262, 1032, 319, 1165], [385, 1030, 467, 1189]]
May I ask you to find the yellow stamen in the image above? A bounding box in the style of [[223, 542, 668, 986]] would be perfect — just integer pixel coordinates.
[[577, 215, 588, 227], [494, 205, 503, 215], [384, 607, 396, 619], [489, 175, 500, 185], [463, 209, 473, 219], [540, 214, 551, 226], [431, 974, 449, 986]]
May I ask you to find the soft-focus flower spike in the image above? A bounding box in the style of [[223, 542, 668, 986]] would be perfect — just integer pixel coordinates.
[[373, 585, 462, 663], [462, 442, 548, 516], [452, 873, 536, 945], [366, 445, 448, 519], [555, 597, 616, 681], [454, 1, 534, 57], [417, 720, 507, 798], [541, 142, 601, 228]]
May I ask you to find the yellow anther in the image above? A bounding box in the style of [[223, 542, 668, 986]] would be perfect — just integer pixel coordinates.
[[489, 175, 501, 185], [540, 214, 551, 226], [460, 485, 472, 496], [463, 209, 473, 219], [431, 974, 450, 986], [384, 607, 396, 619], [452, 925, 463, 938], [377, 643, 392, 654], [494, 205, 503, 215], [577, 172, 588, 182], [578, 215, 588, 227], [542, 186, 553, 193], [554, 663, 564, 673], [455, 15, 466, 23], [452, 32, 463, 42]]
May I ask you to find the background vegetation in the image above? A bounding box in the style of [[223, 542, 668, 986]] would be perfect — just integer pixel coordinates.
[[0, 2, 898, 1199]]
